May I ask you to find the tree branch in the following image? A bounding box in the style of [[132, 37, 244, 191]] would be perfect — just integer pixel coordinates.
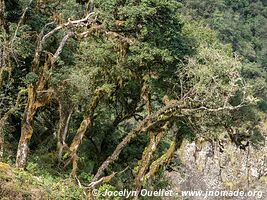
[[33, 12, 95, 71], [51, 32, 74, 64], [91, 102, 247, 183], [10, 0, 33, 47]]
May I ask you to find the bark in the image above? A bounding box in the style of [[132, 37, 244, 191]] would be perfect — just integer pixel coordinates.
[[92, 112, 176, 182], [134, 78, 155, 191], [69, 116, 93, 177], [0, 119, 5, 161], [15, 11, 98, 168], [134, 131, 164, 191], [144, 131, 184, 181], [16, 85, 37, 168], [34, 12, 95, 67], [0, 0, 4, 71], [91, 82, 181, 182], [57, 100, 73, 162], [134, 120, 173, 199], [68, 90, 104, 177], [0, 115, 8, 162], [16, 85, 52, 168], [144, 141, 176, 180], [91, 101, 245, 184], [0, 0, 4, 25], [2, 1, 40, 164], [0, 0, 7, 88], [52, 32, 74, 64]]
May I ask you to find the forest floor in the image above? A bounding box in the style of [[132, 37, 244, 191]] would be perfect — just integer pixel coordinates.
[[0, 162, 86, 200]]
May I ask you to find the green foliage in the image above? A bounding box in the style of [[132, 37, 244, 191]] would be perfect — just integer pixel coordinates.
[[1, 0, 266, 198], [0, 162, 86, 200], [179, 0, 267, 145], [23, 72, 39, 85], [97, 184, 122, 200]]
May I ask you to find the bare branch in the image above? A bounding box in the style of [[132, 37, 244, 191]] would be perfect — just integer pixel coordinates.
[[88, 172, 117, 189], [41, 12, 95, 44], [33, 12, 95, 70], [51, 32, 74, 64], [87, 166, 128, 189], [10, 0, 33, 47]]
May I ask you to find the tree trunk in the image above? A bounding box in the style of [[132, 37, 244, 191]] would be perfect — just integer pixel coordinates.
[[16, 85, 37, 168], [0, 124, 4, 161], [134, 131, 164, 191], [69, 116, 93, 176], [91, 101, 183, 182], [15, 85, 52, 168], [67, 90, 103, 177], [0, 117, 9, 161], [144, 131, 184, 181], [0, 0, 6, 88], [57, 101, 73, 162], [0, 114, 8, 162]]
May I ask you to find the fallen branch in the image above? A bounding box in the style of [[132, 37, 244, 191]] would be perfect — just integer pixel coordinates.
[[87, 166, 129, 199]]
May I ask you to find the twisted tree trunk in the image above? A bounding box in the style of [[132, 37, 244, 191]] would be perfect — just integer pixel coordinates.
[[16, 85, 52, 168], [144, 131, 184, 181], [16, 85, 37, 168], [134, 131, 164, 191], [68, 90, 104, 177]]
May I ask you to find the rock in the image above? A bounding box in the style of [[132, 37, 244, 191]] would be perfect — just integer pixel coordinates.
[[166, 138, 267, 200]]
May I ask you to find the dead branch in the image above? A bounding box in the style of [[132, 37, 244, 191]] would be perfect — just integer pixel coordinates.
[[33, 12, 95, 71], [52, 32, 74, 64]]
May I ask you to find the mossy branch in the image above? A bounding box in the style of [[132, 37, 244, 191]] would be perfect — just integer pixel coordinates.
[[91, 101, 246, 185]]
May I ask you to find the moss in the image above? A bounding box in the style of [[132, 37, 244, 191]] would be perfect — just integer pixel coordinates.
[[259, 176, 267, 183], [144, 141, 176, 181], [0, 162, 11, 171], [223, 181, 237, 190]]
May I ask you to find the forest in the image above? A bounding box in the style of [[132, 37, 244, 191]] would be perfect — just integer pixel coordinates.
[[0, 0, 266, 199]]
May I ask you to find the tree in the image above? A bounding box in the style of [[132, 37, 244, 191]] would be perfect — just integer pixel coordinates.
[[0, 1, 264, 199]]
